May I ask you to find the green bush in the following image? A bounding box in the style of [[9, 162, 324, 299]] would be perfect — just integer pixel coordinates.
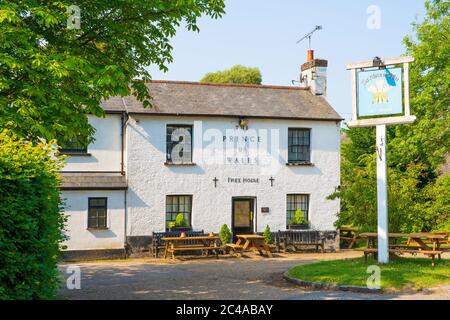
[[0, 131, 65, 299], [263, 225, 274, 244], [219, 224, 232, 244], [289, 209, 308, 225]]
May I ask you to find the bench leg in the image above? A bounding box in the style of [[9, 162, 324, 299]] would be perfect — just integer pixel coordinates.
[[321, 243, 324, 254], [431, 255, 435, 267]]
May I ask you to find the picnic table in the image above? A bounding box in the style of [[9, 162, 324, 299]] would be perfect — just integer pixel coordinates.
[[226, 234, 273, 258], [339, 227, 360, 249], [162, 235, 219, 260], [356, 232, 446, 266]]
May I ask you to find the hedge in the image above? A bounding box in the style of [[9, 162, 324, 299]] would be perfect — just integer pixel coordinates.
[[0, 131, 65, 299]]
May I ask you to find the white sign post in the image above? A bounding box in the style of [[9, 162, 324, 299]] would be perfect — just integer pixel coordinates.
[[347, 56, 415, 264], [376, 124, 388, 263]]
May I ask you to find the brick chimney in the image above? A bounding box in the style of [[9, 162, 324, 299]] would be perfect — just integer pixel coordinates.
[[300, 50, 328, 96]]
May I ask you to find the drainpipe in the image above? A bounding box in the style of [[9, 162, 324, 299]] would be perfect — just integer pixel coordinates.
[[120, 110, 130, 176], [120, 98, 130, 254]]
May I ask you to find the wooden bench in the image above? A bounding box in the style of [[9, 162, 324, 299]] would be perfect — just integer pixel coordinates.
[[278, 230, 325, 253], [357, 248, 444, 266], [168, 245, 219, 259], [150, 230, 205, 257], [225, 243, 245, 255]]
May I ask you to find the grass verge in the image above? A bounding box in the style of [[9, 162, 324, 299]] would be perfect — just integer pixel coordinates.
[[287, 257, 450, 290]]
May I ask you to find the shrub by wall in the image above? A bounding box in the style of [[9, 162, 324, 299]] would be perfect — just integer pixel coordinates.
[[0, 131, 65, 299]]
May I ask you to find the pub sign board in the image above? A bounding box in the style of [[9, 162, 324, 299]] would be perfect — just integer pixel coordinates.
[[357, 66, 403, 118], [347, 56, 415, 128]]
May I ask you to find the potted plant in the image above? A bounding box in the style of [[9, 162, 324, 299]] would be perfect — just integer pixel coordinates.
[[288, 209, 310, 230], [168, 213, 191, 232], [219, 224, 232, 245], [263, 225, 274, 244]]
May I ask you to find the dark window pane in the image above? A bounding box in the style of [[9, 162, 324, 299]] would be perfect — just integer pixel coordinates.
[[286, 194, 309, 227], [88, 197, 107, 229], [288, 128, 311, 162], [165, 195, 192, 229]]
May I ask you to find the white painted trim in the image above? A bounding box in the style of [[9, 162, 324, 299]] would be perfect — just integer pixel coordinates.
[[351, 69, 357, 120], [403, 62, 411, 117], [346, 56, 414, 70], [347, 115, 416, 128]]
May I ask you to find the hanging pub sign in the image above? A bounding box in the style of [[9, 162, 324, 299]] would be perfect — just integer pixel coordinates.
[[346, 56, 415, 127], [345, 56, 416, 264]]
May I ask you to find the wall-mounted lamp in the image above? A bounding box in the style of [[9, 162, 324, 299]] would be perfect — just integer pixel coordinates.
[[238, 118, 248, 130]]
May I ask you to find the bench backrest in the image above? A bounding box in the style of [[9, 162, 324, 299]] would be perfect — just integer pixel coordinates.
[[152, 230, 205, 245], [278, 230, 324, 244]]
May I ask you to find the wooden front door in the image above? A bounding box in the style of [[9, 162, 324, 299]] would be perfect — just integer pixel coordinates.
[[232, 198, 254, 238]]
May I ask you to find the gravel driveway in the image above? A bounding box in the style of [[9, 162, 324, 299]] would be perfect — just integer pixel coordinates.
[[57, 251, 450, 300]]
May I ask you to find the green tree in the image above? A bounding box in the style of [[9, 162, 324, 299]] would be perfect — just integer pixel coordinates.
[[263, 225, 274, 245], [200, 65, 262, 84], [0, 1, 225, 145], [332, 0, 449, 233], [219, 224, 232, 244], [0, 131, 65, 299]]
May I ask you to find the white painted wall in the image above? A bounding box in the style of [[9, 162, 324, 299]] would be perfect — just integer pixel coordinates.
[[126, 116, 340, 236], [62, 190, 126, 250], [63, 114, 122, 172]]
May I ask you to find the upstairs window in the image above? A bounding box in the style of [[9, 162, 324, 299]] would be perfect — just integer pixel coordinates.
[[288, 128, 311, 163], [88, 198, 107, 229], [166, 125, 193, 164], [59, 136, 88, 154]]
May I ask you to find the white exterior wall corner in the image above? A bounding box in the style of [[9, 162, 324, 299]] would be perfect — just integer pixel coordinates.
[[126, 116, 340, 236], [61, 190, 126, 250], [63, 114, 123, 172]]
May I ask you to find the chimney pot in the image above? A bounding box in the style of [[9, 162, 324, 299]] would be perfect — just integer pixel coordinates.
[[307, 50, 314, 62]]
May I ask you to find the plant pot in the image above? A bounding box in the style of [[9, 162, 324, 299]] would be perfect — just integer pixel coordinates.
[[168, 227, 191, 232], [288, 224, 310, 230]]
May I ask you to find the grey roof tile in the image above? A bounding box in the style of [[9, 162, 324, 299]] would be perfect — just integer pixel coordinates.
[[101, 81, 342, 121]]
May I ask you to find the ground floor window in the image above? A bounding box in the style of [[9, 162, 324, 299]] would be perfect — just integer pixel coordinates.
[[286, 194, 309, 226], [88, 197, 107, 229], [166, 195, 192, 229]]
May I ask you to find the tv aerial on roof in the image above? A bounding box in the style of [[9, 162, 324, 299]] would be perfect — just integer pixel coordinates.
[[296, 25, 322, 49]]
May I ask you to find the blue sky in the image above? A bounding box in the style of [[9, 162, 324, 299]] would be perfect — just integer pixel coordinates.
[[148, 0, 426, 120]]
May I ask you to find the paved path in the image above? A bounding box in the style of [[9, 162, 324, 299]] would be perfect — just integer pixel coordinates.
[[58, 252, 450, 300]]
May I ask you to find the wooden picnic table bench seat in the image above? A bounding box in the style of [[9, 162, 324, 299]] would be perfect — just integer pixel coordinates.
[[150, 230, 205, 257], [356, 247, 443, 266], [168, 245, 219, 258], [169, 246, 218, 252]]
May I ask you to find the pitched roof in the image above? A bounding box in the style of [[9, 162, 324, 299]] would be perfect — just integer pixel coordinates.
[[102, 80, 342, 121], [60, 172, 127, 190]]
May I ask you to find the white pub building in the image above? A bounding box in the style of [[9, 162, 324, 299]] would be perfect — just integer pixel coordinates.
[[60, 54, 342, 259]]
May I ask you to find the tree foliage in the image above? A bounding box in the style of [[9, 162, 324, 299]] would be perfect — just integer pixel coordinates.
[[332, 0, 449, 232], [219, 224, 232, 244], [200, 65, 262, 84], [0, 0, 225, 145], [263, 225, 274, 245], [0, 131, 65, 299]]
